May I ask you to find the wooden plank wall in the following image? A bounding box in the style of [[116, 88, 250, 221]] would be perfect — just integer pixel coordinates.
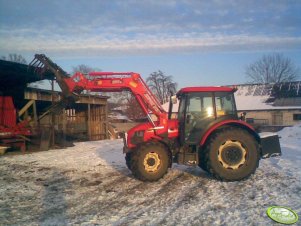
[[64, 105, 107, 141], [89, 105, 107, 140]]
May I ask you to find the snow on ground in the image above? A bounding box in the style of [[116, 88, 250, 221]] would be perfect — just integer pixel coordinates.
[[1, 125, 301, 225]]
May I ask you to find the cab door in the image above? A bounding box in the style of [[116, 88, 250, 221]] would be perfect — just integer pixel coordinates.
[[178, 92, 214, 145]]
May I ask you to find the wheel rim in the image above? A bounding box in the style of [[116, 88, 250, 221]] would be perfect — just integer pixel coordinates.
[[143, 152, 161, 172], [218, 140, 247, 170]]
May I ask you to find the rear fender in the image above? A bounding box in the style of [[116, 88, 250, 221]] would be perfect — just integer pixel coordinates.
[[200, 120, 260, 146], [199, 120, 281, 158]]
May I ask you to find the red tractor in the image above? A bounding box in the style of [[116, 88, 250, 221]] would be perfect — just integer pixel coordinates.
[[30, 54, 281, 181]]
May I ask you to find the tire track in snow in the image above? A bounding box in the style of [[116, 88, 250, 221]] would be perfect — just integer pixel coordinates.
[[66, 170, 188, 224], [66, 171, 136, 218], [90, 171, 187, 221], [67, 170, 185, 224], [163, 179, 224, 226], [156, 178, 209, 225], [135, 175, 210, 226], [115, 172, 201, 225]]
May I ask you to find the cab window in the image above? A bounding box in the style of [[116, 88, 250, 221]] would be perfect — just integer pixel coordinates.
[[214, 92, 236, 116]]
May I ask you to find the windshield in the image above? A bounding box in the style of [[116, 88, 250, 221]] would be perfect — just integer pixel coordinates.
[[186, 93, 214, 118]]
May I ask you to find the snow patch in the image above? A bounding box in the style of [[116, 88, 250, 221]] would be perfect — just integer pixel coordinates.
[[0, 126, 300, 225]]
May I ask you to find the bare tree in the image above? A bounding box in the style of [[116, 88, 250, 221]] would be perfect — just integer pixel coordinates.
[[108, 92, 145, 121], [72, 64, 99, 74], [1, 53, 27, 64], [146, 70, 177, 104], [246, 53, 300, 84], [72, 64, 101, 95], [124, 94, 145, 120]]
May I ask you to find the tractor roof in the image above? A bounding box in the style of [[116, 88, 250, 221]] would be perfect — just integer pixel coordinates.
[[177, 86, 236, 95]]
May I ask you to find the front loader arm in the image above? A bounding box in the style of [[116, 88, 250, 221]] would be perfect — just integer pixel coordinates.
[[69, 71, 168, 129], [29, 54, 168, 134]]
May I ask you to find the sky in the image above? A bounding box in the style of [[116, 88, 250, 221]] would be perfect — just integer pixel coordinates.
[[0, 0, 301, 88]]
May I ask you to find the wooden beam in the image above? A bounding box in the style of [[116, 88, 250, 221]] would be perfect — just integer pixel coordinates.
[[105, 103, 108, 139], [18, 99, 35, 117], [32, 100, 38, 126], [88, 103, 91, 140], [25, 88, 108, 105]]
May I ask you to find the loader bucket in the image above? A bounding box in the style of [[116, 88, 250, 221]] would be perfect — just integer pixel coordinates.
[[29, 54, 69, 79], [29, 54, 79, 104]]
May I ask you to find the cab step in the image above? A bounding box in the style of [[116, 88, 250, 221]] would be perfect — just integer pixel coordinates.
[[177, 152, 199, 166]]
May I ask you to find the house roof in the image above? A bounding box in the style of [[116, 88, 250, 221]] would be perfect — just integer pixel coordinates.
[[234, 82, 301, 111]]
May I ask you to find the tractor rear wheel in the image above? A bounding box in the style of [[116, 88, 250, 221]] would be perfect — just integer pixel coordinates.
[[130, 142, 169, 182], [205, 128, 259, 181]]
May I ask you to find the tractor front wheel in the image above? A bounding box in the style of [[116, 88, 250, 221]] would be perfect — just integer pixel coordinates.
[[205, 128, 259, 181], [198, 148, 208, 172], [125, 152, 132, 170], [130, 142, 170, 182]]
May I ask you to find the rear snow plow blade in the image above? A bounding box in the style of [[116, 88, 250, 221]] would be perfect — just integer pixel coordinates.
[[259, 133, 281, 158]]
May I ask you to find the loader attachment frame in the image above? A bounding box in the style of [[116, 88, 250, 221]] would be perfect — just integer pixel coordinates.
[[29, 54, 78, 102]]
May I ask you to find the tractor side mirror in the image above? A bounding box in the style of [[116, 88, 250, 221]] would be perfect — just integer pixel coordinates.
[[171, 95, 177, 104]]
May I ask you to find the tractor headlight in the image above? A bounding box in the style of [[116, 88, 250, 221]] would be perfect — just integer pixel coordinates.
[[134, 130, 145, 137], [0, 132, 13, 137], [132, 130, 145, 145]]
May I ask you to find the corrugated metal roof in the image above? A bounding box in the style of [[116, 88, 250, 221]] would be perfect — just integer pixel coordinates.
[[234, 82, 301, 110]]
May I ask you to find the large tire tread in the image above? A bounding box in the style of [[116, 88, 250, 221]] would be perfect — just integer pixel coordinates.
[[130, 142, 170, 182], [205, 127, 259, 181]]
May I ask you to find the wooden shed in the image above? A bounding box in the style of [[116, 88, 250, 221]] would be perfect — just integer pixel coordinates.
[[23, 88, 109, 149], [0, 59, 109, 151]]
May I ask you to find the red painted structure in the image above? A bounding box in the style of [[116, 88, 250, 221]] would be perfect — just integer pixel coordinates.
[[0, 96, 30, 151], [178, 86, 235, 93], [0, 96, 16, 128]]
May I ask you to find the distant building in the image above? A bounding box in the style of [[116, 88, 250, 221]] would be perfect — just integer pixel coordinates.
[[234, 82, 301, 127], [109, 106, 132, 123]]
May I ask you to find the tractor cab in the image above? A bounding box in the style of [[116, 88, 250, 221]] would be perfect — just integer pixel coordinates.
[[176, 87, 237, 145]]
